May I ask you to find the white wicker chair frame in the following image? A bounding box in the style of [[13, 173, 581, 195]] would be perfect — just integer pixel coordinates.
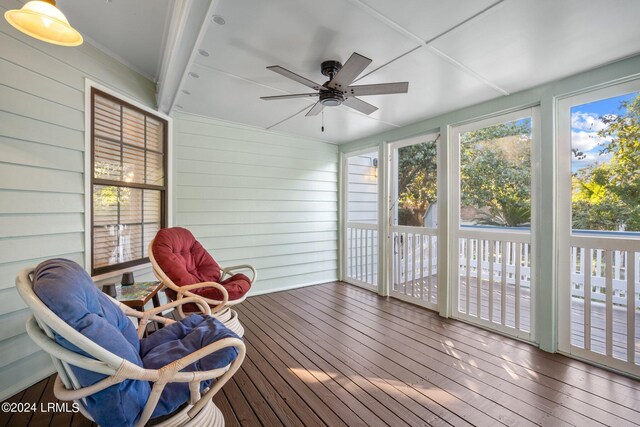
[[16, 267, 246, 427], [148, 240, 257, 337]]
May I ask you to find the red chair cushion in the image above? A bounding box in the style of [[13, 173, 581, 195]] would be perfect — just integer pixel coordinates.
[[152, 227, 251, 304]]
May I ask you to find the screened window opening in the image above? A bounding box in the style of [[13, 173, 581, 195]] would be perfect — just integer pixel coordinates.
[[91, 88, 167, 275]]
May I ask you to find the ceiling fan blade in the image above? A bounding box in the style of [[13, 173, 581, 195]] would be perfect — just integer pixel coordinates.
[[261, 93, 319, 100], [343, 96, 378, 115], [267, 66, 325, 91], [305, 101, 324, 117], [346, 82, 409, 97], [327, 52, 372, 90]]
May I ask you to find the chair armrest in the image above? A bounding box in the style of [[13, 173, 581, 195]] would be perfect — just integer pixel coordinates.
[[221, 264, 257, 284], [129, 297, 212, 339], [137, 337, 246, 425], [173, 282, 229, 313]]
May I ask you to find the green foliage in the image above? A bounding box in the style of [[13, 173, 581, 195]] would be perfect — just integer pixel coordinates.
[[397, 141, 438, 226], [571, 93, 640, 231], [460, 121, 532, 227]]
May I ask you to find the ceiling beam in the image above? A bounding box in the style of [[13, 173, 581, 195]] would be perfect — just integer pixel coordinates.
[[156, 0, 219, 114]]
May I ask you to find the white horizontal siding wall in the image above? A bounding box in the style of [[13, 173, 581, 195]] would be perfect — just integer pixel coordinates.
[[173, 113, 339, 294], [0, 0, 156, 401], [346, 153, 378, 224]]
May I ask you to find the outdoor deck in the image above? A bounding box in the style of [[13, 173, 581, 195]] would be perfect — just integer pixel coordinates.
[[2, 282, 640, 426]]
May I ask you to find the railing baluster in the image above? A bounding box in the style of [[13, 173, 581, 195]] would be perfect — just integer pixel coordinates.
[[418, 234, 424, 301], [349, 227, 354, 279], [605, 250, 613, 357], [466, 238, 471, 315], [489, 240, 494, 323], [584, 247, 591, 350], [501, 241, 507, 326], [364, 229, 368, 285], [411, 234, 417, 297], [477, 238, 483, 318], [371, 229, 376, 286], [427, 234, 433, 303], [627, 251, 636, 364], [396, 232, 401, 292], [403, 233, 409, 295], [515, 242, 522, 331]]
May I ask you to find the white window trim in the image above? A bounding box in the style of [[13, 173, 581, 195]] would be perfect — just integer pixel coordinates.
[[84, 79, 173, 281]]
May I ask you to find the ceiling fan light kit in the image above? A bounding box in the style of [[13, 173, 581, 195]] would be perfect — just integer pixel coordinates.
[[261, 52, 409, 117], [4, 0, 83, 47]]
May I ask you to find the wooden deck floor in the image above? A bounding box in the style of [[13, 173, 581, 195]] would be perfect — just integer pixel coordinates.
[[3, 282, 640, 426]]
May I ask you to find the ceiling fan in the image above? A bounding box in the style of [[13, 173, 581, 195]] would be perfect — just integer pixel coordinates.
[[260, 52, 409, 116]]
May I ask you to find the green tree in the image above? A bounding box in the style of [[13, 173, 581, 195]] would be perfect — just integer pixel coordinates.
[[460, 121, 532, 227], [571, 93, 640, 231], [397, 141, 438, 226]]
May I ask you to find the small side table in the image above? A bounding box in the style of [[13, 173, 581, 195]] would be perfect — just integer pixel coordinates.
[[116, 281, 165, 334], [115, 281, 164, 311]]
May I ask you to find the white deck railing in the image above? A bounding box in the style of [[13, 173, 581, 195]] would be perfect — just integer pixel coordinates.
[[568, 232, 639, 367], [456, 228, 532, 338], [391, 225, 438, 310], [345, 222, 378, 288]]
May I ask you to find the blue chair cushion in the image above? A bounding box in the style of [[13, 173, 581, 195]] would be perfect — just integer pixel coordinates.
[[140, 314, 240, 418], [32, 259, 242, 426]]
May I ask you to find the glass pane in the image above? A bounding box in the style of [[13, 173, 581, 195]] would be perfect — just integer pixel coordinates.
[[94, 96, 121, 141], [146, 152, 164, 186], [571, 91, 640, 232], [395, 139, 438, 227], [146, 117, 164, 153], [93, 185, 144, 269], [94, 138, 121, 180], [460, 118, 532, 228], [122, 107, 145, 148], [346, 152, 378, 224], [122, 145, 146, 185]]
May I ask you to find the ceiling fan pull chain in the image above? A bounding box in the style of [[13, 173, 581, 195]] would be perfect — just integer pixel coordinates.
[[321, 109, 325, 132]]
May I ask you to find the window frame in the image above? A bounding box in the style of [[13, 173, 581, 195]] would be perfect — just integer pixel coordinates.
[[85, 80, 172, 279]]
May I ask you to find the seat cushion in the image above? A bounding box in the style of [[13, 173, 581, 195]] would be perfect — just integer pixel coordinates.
[[140, 314, 241, 418], [33, 259, 150, 427], [152, 227, 251, 303]]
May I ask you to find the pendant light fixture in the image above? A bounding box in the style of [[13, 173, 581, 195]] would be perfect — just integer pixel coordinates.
[[4, 0, 83, 47]]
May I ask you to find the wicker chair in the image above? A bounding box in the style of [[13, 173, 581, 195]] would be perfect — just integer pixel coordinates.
[[16, 259, 245, 427], [148, 227, 257, 337]]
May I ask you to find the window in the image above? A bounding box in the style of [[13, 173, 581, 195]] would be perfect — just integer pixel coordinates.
[[459, 116, 532, 228], [570, 90, 640, 233], [90, 88, 167, 275]]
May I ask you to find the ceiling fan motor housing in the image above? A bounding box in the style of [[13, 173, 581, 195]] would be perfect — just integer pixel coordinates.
[[321, 60, 342, 79]]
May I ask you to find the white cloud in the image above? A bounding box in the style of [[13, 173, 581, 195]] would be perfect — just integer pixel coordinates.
[[571, 111, 609, 132], [571, 130, 610, 152], [572, 151, 613, 171]]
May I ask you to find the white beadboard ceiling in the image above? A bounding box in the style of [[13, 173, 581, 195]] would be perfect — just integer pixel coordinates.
[[47, 0, 640, 143]]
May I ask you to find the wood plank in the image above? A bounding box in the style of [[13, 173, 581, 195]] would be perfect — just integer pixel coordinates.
[[333, 283, 640, 419], [212, 388, 240, 427], [242, 329, 348, 427], [257, 293, 471, 426], [290, 286, 555, 426], [306, 284, 622, 426], [231, 365, 282, 427], [241, 296, 449, 427], [240, 303, 392, 426], [0, 388, 25, 427], [8, 377, 47, 427], [221, 377, 261, 426]]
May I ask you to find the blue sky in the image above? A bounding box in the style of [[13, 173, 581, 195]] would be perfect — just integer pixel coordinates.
[[571, 92, 636, 172]]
